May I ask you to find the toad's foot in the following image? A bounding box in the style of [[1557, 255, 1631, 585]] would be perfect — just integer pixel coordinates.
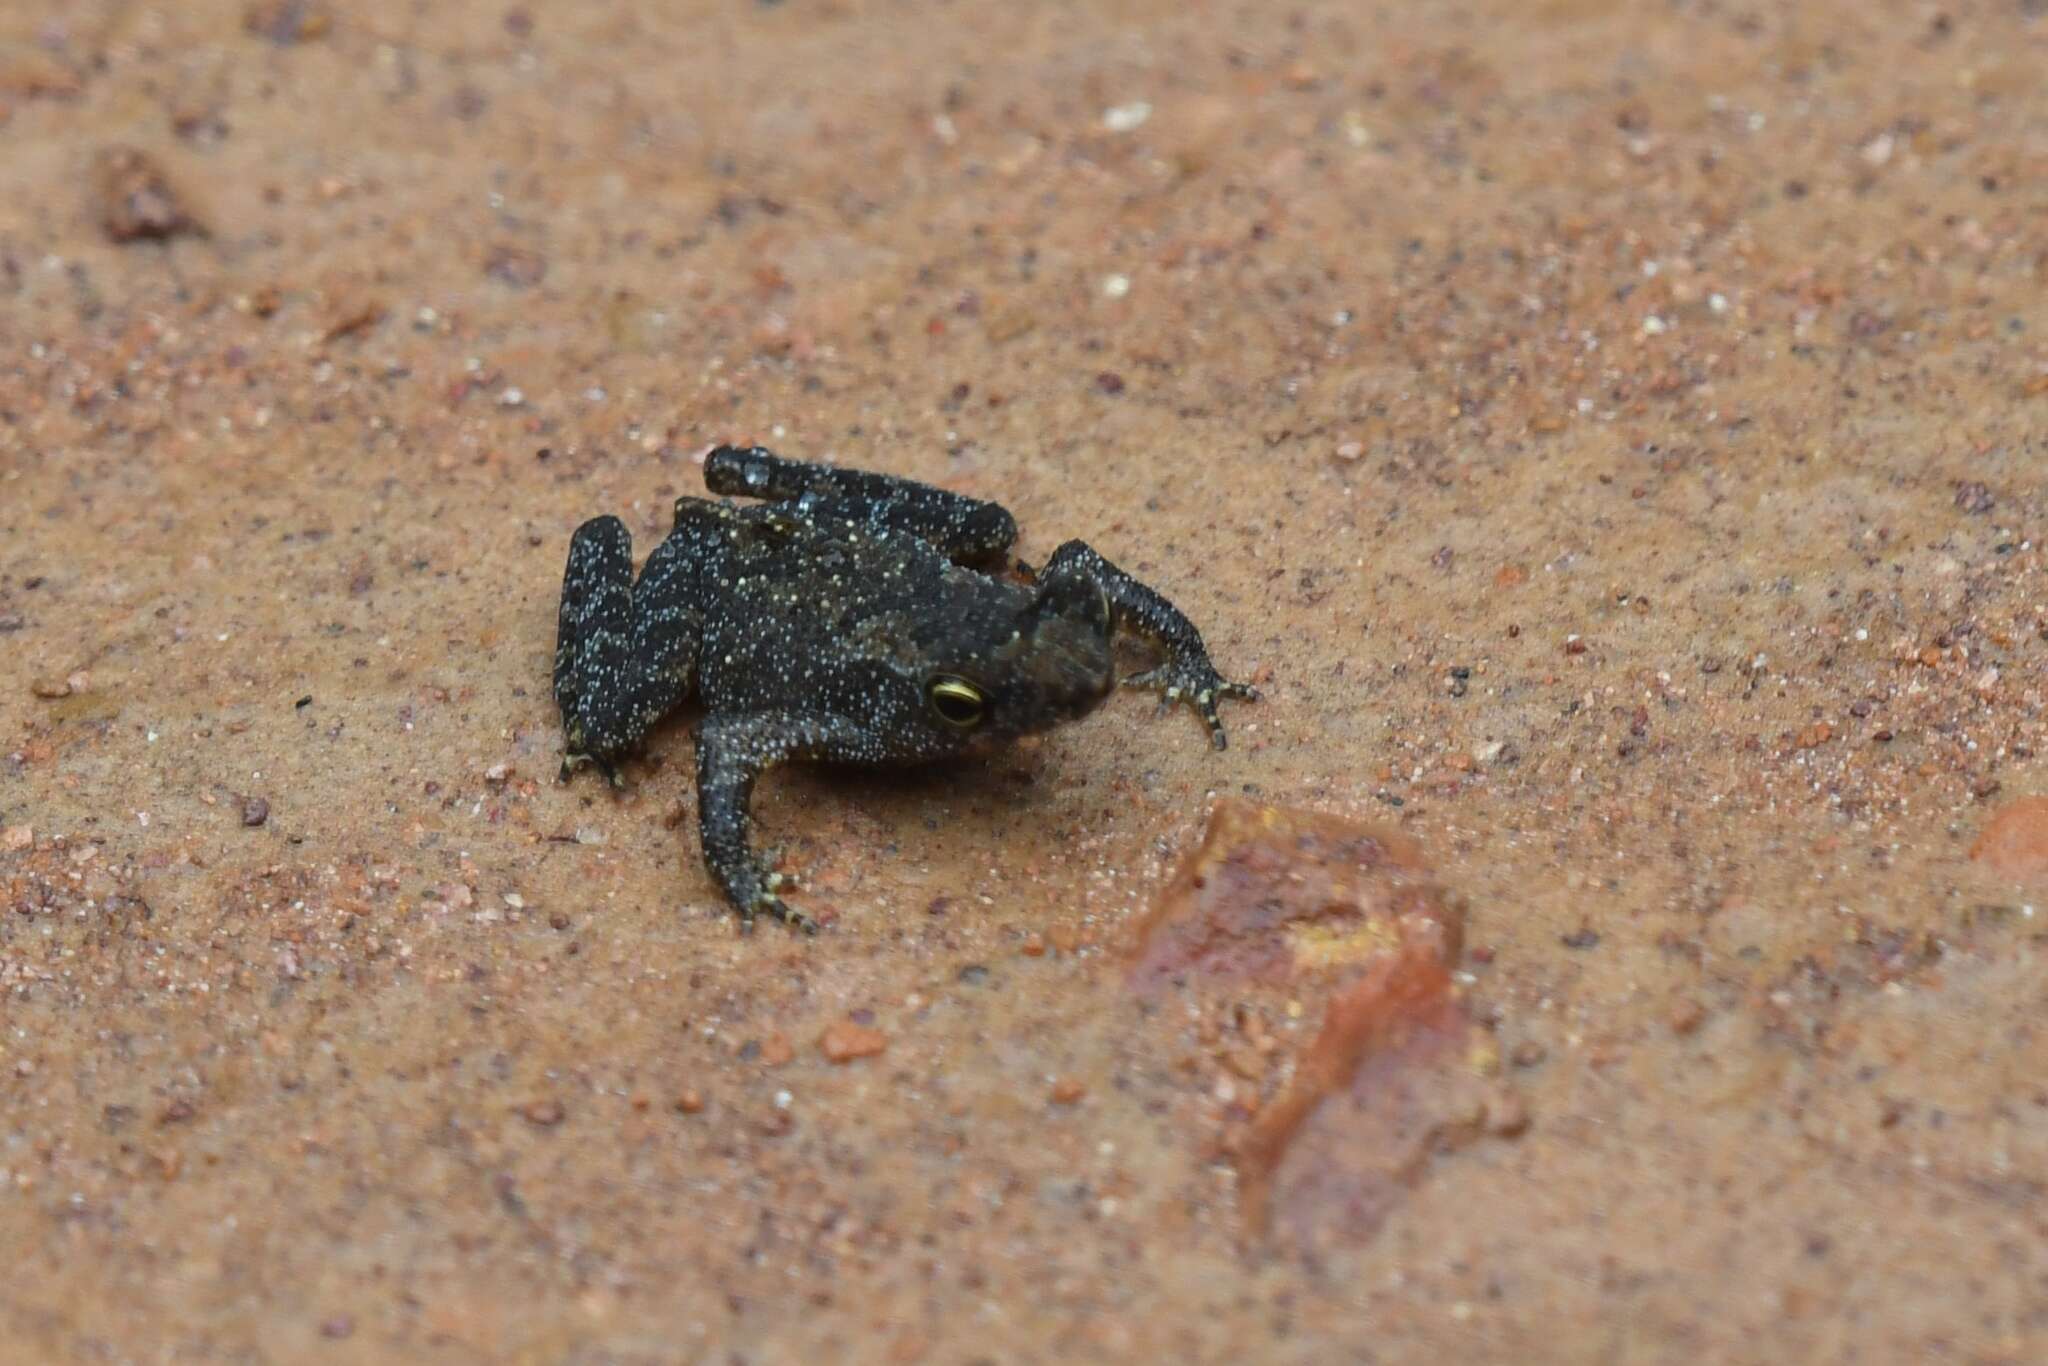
[[696, 711, 872, 936], [732, 868, 819, 936], [558, 747, 629, 790], [1122, 663, 1261, 749]]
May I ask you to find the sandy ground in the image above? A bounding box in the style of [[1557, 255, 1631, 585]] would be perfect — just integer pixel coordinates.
[[3, 0, 2047, 1360]]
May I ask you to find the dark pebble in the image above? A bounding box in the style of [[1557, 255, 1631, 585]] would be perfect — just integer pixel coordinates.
[[485, 244, 548, 288], [245, 0, 331, 45], [1560, 928, 1601, 950], [1953, 481, 1995, 514], [241, 796, 270, 827], [957, 964, 991, 985], [95, 146, 203, 243], [1094, 371, 1126, 395]]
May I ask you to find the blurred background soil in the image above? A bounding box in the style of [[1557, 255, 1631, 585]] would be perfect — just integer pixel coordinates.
[[3, 1, 2046, 1360]]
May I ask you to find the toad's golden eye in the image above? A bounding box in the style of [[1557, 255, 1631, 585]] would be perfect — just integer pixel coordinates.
[[927, 676, 988, 729]]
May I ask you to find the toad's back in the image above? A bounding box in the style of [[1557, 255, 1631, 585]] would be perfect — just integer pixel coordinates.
[[694, 505, 1034, 719]]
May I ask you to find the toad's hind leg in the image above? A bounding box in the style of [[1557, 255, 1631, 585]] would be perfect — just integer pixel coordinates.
[[554, 516, 701, 784], [703, 444, 1017, 565]]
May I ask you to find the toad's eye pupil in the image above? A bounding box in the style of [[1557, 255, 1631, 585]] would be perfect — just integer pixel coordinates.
[[928, 677, 987, 728]]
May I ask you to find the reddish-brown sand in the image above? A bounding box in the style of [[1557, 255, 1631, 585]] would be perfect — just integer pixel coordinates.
[[4, 1, 2046, 1360]]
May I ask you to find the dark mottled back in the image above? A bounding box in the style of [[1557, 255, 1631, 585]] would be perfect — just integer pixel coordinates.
[[697, 506, 1113, 763]]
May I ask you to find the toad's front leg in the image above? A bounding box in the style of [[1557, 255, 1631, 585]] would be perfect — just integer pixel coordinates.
[[1027, 539, 1259, 749], [693, 711, 874, 934]]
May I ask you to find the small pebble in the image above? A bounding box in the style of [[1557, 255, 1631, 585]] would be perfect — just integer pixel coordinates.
[[2, 826, 32, 852], [1102, 101, 1151, 133], [820, 1019, 888, 1063], [245, 0, 332, 45], [31, 678, 71, 699], [759, 1033, 795, 1067], [1799, 722, 1832, 748], [1049, 1078, 1086, 1105], [674, 1089, 705, 1115], [520, 1099, 566, 1127], [95, 145, 202, 242], [240, 796, 270, 827], [1485, 1088, 1532, 1138], [485, 243, 548, 288], [1970, 797, 2048, 881]]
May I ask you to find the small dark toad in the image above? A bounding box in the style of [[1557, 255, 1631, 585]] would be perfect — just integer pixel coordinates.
[[553, 446, 1258, 932]]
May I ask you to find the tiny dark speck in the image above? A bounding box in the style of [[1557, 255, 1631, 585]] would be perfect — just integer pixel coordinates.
[[1561, 927, 1601, 950], [294, 695, 313, 709], [957, 964, 990, 985], [1094, 371, 1126, 395]]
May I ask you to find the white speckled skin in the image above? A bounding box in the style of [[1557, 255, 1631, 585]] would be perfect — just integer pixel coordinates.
[[554, 447, 1257, 932]]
